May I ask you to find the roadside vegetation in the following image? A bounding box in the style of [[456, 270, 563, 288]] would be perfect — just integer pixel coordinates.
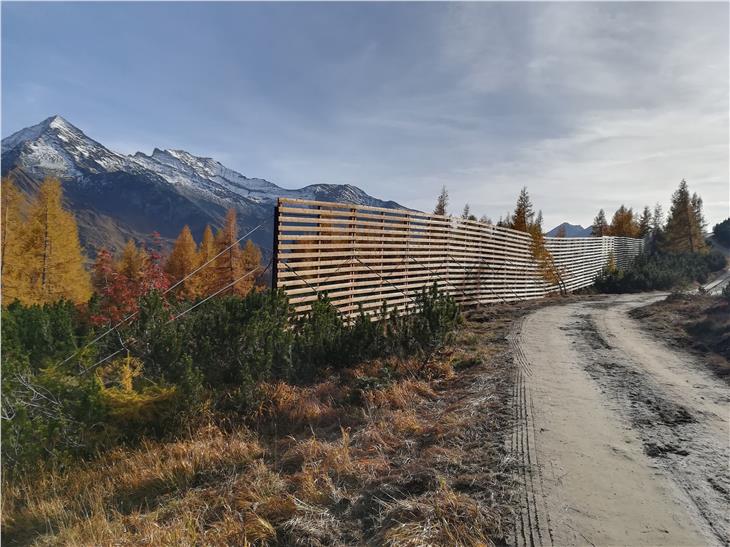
[[1, 300, 523, 546], [3, 178, 555, 546], [3, 175, 723, 545], [5, 176, 515, 545], [631, 293, 730, 381], [713, 218, 730, 247], [595, 180, 726, 293], [588, 180, 730, 382]]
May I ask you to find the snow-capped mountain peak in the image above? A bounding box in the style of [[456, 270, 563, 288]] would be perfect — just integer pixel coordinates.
[[2, 115, 405, 255], [2, 115, 129, 177], [130, 147, 283, 202]]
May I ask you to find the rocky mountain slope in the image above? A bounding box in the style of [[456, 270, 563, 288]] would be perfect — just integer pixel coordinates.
[[1, 115, 404, 255]]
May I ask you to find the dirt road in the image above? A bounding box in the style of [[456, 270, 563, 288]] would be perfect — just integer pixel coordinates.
[[509, 294, 729, 547]]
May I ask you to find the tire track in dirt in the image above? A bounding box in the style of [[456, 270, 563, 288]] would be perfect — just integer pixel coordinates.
[[509, 321, 553, 547], [583, 299, 730, 545], [509, 295, 722, 546]]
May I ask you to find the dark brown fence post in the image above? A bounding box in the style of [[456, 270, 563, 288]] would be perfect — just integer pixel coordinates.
[[272, 199, 280, 290]]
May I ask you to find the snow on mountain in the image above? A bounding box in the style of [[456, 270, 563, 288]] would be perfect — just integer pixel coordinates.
[[1, 115, 405, 254], [130, 148, 284, 203], [2, 115, 132, 178]]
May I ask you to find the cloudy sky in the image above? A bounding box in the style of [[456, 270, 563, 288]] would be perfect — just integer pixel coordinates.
[[2, 2, 728, 229]]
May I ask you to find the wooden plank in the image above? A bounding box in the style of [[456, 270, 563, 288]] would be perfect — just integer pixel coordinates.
[[274, 198, 644, 317]]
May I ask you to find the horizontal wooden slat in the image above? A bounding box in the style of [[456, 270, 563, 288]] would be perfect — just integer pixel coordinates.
[[274, 199, 644, 318]]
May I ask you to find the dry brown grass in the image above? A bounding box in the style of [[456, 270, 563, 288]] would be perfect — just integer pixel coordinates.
[[4, 311, 519, 546], [2, 425, 265, 546], [255, 382, 342, 429], [364, 378, 436, 410], [373, 482, 499, 547]]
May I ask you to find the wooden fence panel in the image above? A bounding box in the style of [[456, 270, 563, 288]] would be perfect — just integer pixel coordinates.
[[274, 198, 644, 316]]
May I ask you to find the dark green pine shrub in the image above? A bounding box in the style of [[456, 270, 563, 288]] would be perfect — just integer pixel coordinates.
[[713, 218, 730, 247], [1, 284, 461, 474], [594, 250, 727, 293]]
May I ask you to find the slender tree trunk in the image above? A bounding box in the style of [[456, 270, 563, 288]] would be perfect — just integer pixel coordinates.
[[1, 198, 8, 278], [686, 205, 695, 253], [41, 205, 50, 297]]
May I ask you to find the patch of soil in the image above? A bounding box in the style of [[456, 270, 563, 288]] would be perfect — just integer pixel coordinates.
[[630, 294, 730, 382]]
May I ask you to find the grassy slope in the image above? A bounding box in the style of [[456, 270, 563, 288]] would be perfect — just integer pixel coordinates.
[[2, 302, 543, 546]]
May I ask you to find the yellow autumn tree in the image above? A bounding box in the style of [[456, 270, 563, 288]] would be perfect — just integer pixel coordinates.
[[241, 238, 263, 289], [165, 225, 199, 299], [116, 239, 148, 283], [1, 178, 29, 304], [24, 178, 91, 304], [196, 225, 216, 297], [528, 212, 566, 296], [198, 225, 215, 263], [210, 208, 255, 295], [608, 205, 640, 238], [662, 180, 708, 254]]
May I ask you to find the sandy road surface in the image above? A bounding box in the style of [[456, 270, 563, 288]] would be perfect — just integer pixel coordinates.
[[509, 294, 729, 547]]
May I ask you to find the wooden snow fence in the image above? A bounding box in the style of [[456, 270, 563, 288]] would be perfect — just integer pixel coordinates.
[[273, 198, 644, 317]]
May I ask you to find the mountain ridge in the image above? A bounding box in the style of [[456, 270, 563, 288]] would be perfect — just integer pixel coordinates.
[[546, 222, 593, 238], [2, 116, 406, 255]]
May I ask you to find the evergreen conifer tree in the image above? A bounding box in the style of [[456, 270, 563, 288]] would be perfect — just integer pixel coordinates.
[[663, 180, 707, 253], [434, 186, 449, 216], [592, 209, 609, 237], [651, 203, 664, 234], [461, 203, 470, 219], [638, 206, 652, 238], [510, 187, 534, 233]]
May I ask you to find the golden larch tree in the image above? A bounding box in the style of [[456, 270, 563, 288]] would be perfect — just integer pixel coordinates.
[[211, 208, 247, 295], [241, 238, 263, 290], [196, 225, 216, 296], [509, 187, 534, 233], [24, 178, 91, 304], [116, 239, 148, 283], [1, 178, 30, 304], [608, 205, 639, 238], [591, 209, 609, 237], [165, 225, 199, 299], [198, 225, 215, 264]]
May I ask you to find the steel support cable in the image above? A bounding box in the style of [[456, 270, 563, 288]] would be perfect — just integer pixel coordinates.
[[283, 253, 419, 319], [56, 225, 262, 369], [279, 252, 379, 302], [445, 253, 510, 305], [281, 261, 328, 300], [405, 255, 469, 302], [353, 255, 420, 309], [167, 263, 266, 323], [78, 260, 270, 377], [452, 252, 528, 303]]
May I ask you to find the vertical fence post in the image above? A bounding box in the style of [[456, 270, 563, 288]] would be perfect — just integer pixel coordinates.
[[272, 199, 280, 290]]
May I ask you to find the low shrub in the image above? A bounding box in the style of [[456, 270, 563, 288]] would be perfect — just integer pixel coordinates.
[[2, 284, 460, 475], [595, 250, 726, 293], [713, 218, 730, 247]]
